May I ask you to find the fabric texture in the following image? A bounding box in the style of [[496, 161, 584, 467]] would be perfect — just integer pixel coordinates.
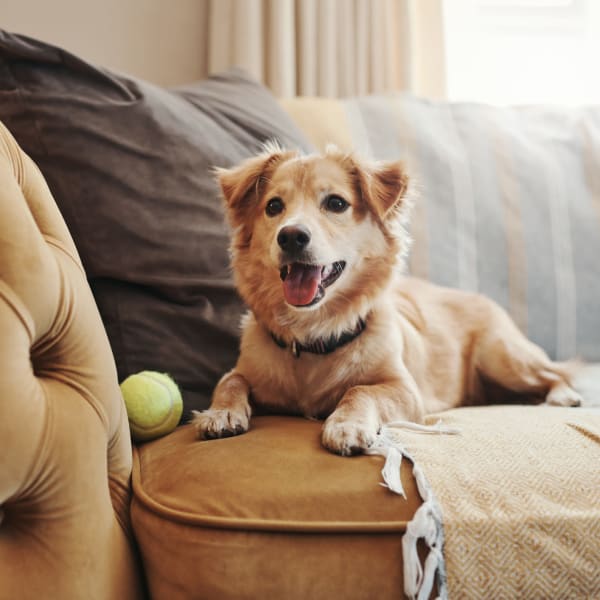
[[0, 121, 145, 598], [0, 29, 313, 415], [400, 406, 600, 599], [281, 95, 600, 362], [202, 0, 446, 98], [368, 421, 462, 599], [131, 416, 427, 599]]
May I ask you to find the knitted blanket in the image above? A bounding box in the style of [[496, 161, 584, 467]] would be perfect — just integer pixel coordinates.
[[398, 405, 600, 599]]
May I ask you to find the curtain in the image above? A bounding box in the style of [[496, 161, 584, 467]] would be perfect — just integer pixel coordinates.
[[198, 0, 446, 98]]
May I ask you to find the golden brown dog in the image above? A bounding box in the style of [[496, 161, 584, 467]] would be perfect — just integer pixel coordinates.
[[192, 145, 582, 455]]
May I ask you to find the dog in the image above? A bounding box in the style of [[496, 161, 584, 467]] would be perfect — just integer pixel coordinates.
[[191, 144, 582, 456]]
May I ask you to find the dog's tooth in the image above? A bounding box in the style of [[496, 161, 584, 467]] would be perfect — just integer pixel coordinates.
[[280, 266, 288, 281]]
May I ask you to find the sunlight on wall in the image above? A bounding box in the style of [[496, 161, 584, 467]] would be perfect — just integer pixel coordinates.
[[443, 0, 600, 105]]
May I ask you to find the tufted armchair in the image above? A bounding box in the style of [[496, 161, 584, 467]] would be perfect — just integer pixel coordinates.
[[0, 122, 145, 598]]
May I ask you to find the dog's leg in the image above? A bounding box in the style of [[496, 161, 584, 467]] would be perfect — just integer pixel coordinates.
[[191, 370, 252, 439], [474, 300, 582, 407], [321, 372, 425, 456]]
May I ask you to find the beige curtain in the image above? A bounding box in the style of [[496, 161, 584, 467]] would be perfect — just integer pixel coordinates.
[[198, 0, 446, 98]]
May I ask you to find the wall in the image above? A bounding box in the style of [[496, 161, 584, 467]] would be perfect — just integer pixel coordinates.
[[1, 0, 207, 86]]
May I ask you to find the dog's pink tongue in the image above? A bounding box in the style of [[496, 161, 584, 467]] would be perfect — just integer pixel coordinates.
[[283, 264, 322, 306]]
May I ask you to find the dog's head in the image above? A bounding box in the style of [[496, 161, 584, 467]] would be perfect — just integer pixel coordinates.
[[217, 144, 411, 334]]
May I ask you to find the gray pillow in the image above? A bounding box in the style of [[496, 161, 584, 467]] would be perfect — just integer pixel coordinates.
[[0, 29, 313, 416]]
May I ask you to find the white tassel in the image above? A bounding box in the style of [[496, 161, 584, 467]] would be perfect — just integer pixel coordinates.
[[380, 445, 406, 497], [370, 421, 456, 600], [366, 429, 408, 497], [386, 419, 461, 436]]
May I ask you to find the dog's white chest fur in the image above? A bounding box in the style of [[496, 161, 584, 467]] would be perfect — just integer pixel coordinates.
[[239, 335, 352, 417], [236, 311, 402, 418]]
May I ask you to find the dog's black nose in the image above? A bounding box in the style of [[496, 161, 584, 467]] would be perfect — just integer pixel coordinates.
[[277, 225, 311, 252]]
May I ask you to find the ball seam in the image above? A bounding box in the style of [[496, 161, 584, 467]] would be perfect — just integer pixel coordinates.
[[131, 372, 176, 432]]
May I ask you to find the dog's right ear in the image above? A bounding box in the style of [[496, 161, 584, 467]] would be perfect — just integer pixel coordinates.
[[216, 147, 294, 222], [216, 147, 295, 248]]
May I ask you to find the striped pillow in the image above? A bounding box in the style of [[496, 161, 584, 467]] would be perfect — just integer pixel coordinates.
[[281, 95, 600, 362]]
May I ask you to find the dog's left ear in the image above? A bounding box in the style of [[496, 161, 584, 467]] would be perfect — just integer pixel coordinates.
[[347, 157, 409, 222]]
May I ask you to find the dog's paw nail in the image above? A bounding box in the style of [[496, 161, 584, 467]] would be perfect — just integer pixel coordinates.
[[322, 420, 377, 457], [545, 384, 584, 408], [332, 445, 361, 457], [193, 409, 249, 440]]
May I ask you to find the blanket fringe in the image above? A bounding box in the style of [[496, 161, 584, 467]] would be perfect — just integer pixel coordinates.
[[366, 421, 459, 600]]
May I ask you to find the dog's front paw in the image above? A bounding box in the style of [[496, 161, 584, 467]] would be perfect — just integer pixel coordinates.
[[321, 417, 378, 456], [191, 408, 249, 440], [544, 383, 583, 407]]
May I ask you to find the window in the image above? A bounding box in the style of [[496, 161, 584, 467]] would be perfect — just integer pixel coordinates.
[[443, 0, 600, 105]]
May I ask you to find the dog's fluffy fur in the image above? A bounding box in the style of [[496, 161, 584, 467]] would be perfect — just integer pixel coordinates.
[[192, 146, 582, 455]]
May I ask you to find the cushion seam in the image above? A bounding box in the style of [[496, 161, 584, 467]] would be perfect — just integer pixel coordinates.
[[0, 280, 35, 342], [131, 447, 410, 534]]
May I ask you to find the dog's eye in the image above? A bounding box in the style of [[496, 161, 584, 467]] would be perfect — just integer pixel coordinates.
[[266, 197, 284, 217], [324, 195, 349, 213]]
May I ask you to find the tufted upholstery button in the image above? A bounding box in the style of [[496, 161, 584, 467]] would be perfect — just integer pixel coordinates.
[[0, 121, 144, 599]]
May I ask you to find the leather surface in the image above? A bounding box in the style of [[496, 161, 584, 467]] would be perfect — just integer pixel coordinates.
[[0, 121, 144, 600], [132, 417, 423, 599]]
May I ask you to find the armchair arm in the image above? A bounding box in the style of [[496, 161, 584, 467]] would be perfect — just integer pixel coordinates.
[[0, 121, 144, 599]]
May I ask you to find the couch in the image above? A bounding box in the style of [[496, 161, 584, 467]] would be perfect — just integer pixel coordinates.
[[1, 31, 599, 599]]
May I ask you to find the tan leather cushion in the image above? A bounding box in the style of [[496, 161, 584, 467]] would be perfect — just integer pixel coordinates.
[[132, 416, 424, 599], [0, 122, 144, 599]]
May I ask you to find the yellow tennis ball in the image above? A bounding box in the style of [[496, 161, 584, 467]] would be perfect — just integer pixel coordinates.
[[120, 371, 183, 442]]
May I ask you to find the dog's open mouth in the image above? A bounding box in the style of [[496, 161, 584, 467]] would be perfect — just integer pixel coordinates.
[[279, 261, 346, 307]]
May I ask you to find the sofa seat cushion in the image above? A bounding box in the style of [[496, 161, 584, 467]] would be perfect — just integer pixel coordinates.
[[131, 416, 424, 599]]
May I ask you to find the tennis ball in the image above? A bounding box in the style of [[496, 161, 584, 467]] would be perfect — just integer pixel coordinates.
[[120, 371, 183, 442]]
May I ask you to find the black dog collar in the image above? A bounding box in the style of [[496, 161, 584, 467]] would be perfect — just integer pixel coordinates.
[[270, 318, 367, 358]]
